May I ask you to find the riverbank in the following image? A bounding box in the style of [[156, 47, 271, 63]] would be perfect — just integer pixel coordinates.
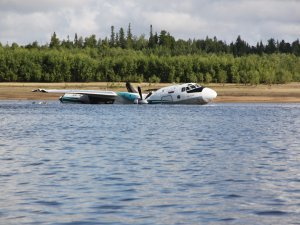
[[0, 82, 300, 103]]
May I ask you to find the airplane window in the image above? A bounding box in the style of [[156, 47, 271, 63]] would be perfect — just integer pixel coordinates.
[[177, 95, 180, 99], [191, 85, 196, 89], [186, 87, 190, 91], [181, 87, 185, 92]]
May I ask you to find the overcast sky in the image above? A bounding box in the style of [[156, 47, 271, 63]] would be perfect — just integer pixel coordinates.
[[0, 0, 299, 45]]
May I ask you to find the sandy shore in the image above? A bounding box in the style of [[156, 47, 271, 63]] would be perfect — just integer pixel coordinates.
[[0, 82, 300, 103]]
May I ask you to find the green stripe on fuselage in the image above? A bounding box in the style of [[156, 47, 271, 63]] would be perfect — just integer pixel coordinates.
[[117, 92, 139, 101]]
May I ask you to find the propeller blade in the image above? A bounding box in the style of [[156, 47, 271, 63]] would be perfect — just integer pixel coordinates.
[[138, 86, 143, 100], [145, 92, 152, 99], [126, 82, 138, 93]]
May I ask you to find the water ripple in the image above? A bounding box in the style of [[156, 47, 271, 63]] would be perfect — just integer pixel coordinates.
[[34, 200, 63, 207], [0, 102, 300, 224], [254, 210, 289, 216]]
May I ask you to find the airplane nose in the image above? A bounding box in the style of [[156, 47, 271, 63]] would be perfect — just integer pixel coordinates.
[[202, 87, 217, 103]]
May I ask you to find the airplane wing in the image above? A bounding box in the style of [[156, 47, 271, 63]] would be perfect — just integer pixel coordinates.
[[32, 89, 117, 96], [32, 89, 116, 96], [32, 89, 118, 104]]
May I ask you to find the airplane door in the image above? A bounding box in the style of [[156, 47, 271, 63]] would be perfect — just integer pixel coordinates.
[[161, 95, 173, 104]]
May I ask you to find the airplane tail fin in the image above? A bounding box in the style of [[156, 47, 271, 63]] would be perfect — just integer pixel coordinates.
[[126, 82, 138, 93]]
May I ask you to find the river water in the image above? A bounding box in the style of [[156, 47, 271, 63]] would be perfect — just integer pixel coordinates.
[[0, 101, 300, 224]]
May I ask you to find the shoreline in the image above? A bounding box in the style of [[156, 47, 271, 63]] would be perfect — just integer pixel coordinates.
[[1, 82, 300, 103]]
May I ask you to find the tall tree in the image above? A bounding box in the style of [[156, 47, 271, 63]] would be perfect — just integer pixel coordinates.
[[148, 24, 155, 48], [265, 38, 277, 54], [119, 27, 126, 49], [110, 26, 115, 47], [256, 41, 264, 55], [49, 32, 60, 48], [74, 33, 79, 48], [126, 23, 133, 48], [234, 35, 249, 56], [278, 40, 291, 53]]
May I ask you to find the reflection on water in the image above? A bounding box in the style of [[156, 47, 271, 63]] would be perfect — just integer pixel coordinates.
[[0, 101, 300, 224]]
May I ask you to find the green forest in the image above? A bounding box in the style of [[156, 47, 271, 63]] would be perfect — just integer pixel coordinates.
[[1, 24, 300, 84]]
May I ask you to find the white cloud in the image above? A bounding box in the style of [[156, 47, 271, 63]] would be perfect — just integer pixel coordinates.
[[0, 0, 299, 45], [143, 12, 206, 39], [0, 0, 85, 13]]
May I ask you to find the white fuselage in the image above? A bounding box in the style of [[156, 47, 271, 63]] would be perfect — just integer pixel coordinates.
[[146, 83, 217, 104]]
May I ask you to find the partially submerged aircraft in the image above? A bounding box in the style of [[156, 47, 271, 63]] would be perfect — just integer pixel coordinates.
[[33, 82, 217, 105], [118, 82, 217, 105]]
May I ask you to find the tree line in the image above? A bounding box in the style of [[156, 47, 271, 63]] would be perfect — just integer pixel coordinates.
[[20, 24, 300, 57], [0, 24, 299, 84]]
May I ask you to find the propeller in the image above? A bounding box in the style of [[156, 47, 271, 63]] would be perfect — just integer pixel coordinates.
[[134, 86, 149, 104]]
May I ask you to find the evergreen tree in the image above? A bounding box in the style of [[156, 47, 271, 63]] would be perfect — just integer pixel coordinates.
[[256, 41, 264, 55], [119, 28, 126, 49], [49, 32, 60, 48], [234, 35, 249, 56], [265, 38, 277, 54], [148, 24, 155, 48], [110, 26, 115, 47], [74, 33, 79, 48], [126, 23, 133, 48], [278, 40, 291, 53]]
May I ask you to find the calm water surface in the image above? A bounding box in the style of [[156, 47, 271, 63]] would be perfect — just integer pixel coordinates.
[[0, 101, 300, 224]]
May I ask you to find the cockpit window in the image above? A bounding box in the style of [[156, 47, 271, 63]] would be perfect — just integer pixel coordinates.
[[186, 85, 205, 93], [191, 85, 196, 89], [181, 87, 186, 92], [186, 87, 190, 91]]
